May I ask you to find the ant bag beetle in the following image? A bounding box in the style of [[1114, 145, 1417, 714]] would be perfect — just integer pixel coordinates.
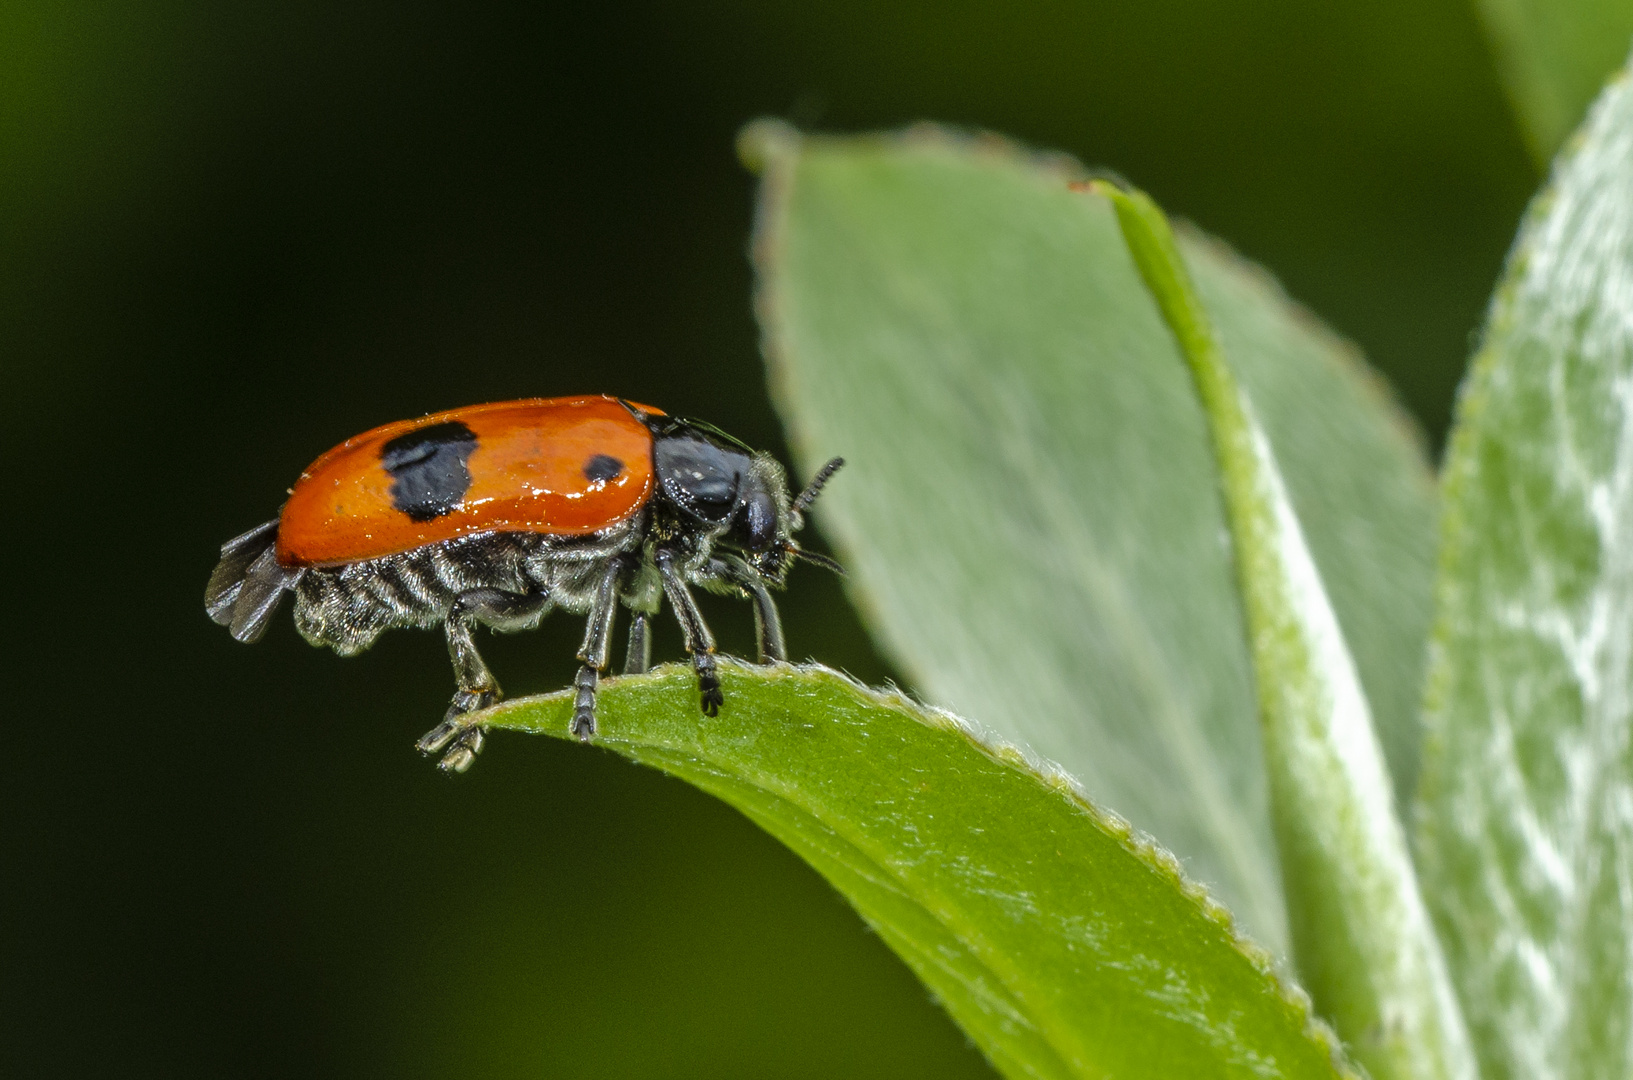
[[205, 395, 843, 772]]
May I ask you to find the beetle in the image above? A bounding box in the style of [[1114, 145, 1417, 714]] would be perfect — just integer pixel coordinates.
[[205, 395, 843, 772]]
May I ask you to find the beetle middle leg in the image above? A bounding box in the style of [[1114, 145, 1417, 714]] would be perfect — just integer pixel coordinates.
[[417, 586, 547, 772], [656, 548, 723, 716], [570, 556, 637, 742]]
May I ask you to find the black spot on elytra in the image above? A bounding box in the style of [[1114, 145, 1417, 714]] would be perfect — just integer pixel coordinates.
[[380, 421, 478, 521], [583, 454, 624, 483]]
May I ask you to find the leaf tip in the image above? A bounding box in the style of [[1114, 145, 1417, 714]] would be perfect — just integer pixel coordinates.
[[738, 118, 800, 176]]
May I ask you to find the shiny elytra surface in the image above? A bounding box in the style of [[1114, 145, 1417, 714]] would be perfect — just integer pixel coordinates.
[[275, 395, 658, 567]]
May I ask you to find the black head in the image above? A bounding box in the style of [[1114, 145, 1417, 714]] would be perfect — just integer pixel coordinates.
[[649, 418, 844, 584]]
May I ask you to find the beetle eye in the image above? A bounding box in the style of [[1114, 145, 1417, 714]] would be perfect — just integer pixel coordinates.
[[742, 491, 778, 550]]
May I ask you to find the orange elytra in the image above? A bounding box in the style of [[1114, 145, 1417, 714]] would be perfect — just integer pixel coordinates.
[[276, 396, 662, 566]]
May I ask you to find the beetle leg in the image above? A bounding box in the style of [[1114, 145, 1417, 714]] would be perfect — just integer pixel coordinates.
[[570, 556, 635, 742], [623, 612, 653, 675], [656, 548, 723, 716], [417, 587, 547, 773], [708, 555, 786, 664]]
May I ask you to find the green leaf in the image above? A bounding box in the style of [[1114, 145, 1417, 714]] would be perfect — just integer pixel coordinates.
[[1475, 0, 1633, 163], [1101, 183, 1475, 1080], [478, 662, 1353, 1079], [744, 123, 1438, 957], [1417, 60, 1633, 1080]]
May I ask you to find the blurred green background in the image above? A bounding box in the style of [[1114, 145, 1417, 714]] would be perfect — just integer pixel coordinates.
[[3, 1, 1539, 1076]]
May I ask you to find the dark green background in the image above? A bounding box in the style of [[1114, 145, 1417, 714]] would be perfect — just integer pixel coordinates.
[[3, 2, 1536, 1076]]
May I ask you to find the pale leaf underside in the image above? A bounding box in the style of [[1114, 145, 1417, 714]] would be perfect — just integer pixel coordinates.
[[1418, 61, 1633, 1080]]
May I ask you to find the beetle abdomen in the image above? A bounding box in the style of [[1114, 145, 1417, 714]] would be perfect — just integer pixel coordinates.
[[288, 523, 644, 655]]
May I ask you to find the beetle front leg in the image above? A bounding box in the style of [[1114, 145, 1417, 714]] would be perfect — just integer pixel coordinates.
[[656, 548, 723, 716], [709, 554, 786, 664]]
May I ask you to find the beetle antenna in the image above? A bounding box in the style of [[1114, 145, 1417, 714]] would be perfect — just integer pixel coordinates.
[[792, 546, 845, 576], [792, 457, 845, 518]]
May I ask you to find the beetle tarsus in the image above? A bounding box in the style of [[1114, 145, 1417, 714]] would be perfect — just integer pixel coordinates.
[[437, 726, 485, 773], [415, 719, 459, 755], [571, 665, 599, 741], [696, 652, 723, 716], [415, 718, 484, 773], [416, 688, 496, 772]]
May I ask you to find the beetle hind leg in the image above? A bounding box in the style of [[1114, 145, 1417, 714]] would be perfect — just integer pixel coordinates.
[[417, 586, 548, 773]]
